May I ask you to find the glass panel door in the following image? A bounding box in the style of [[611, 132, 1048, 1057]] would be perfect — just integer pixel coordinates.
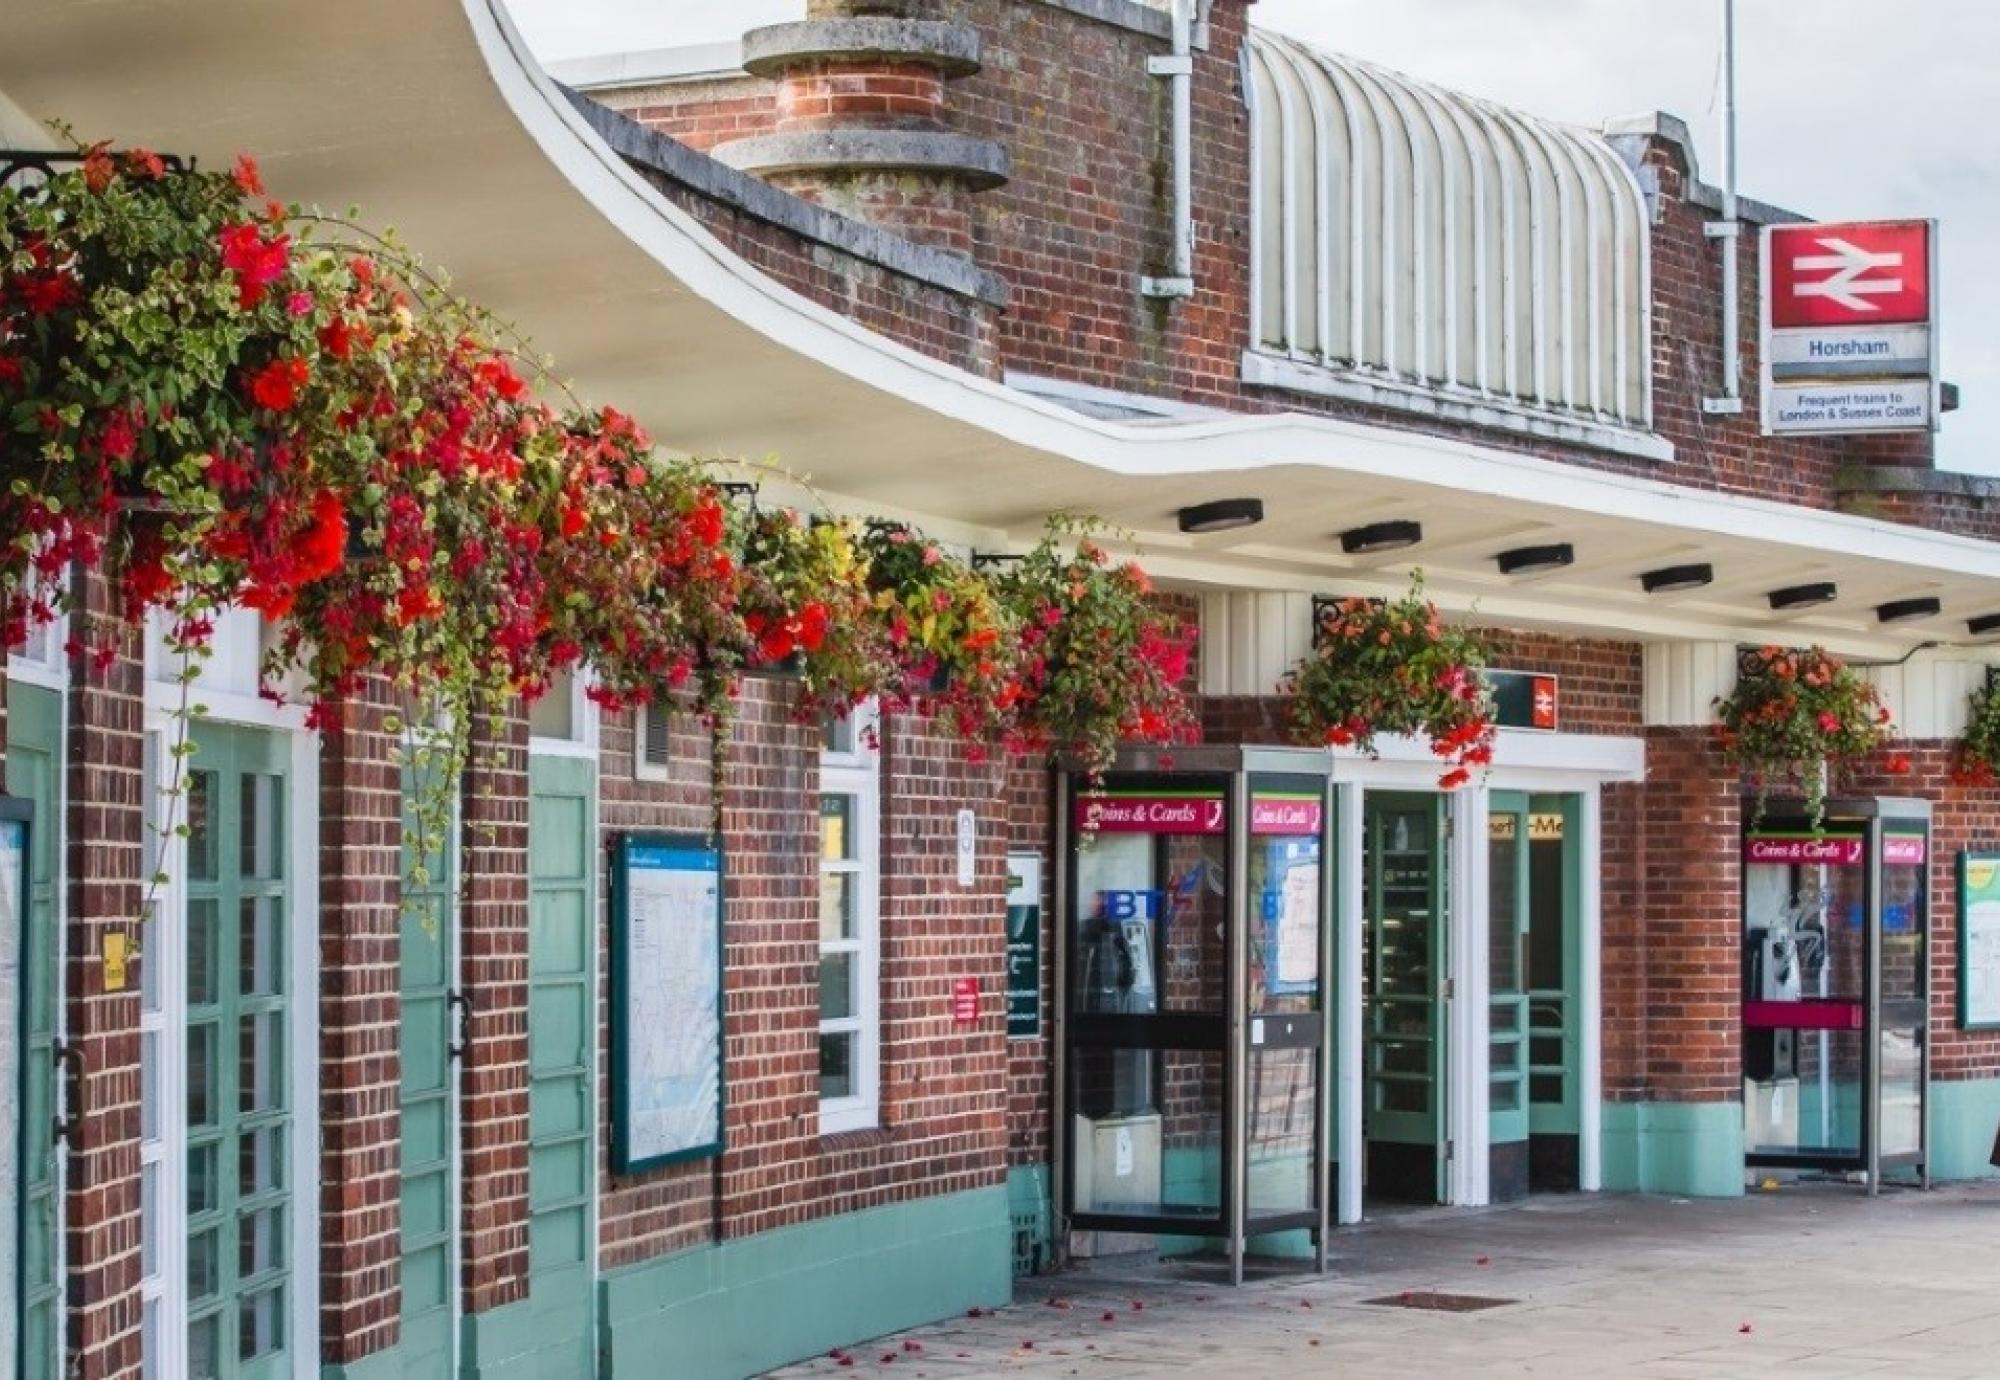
[[1742, 829, 1868, 1163], [399, 765, 456, 1376], [525, 753, 596, 1376], [1363, 793, 1446, 1204], [1526, 796, 1581, 1140], [183, 724, 293, 1380], [1067, 778, 1229, 1232], [1877, 827, 1928, 1165], [1486, 795, 1530, 1170], [1243, 777, 1325, 1232], [7, 686, 62, 1379]]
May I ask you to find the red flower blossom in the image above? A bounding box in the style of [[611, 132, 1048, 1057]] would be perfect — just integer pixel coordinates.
[[232, 153, 264, 196], [247, 356, 309, 411], [219, 221, 291, 308]]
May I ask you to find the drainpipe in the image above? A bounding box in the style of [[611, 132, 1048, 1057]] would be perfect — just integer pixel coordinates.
[[1702, 0, 1744, 415], [1141, 0, 1196, 300]]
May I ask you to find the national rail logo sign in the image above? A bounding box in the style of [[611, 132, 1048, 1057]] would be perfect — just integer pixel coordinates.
[[1761, 219, 1939, 437]]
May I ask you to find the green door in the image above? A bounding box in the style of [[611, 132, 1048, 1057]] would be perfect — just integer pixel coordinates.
[[399, 768, 456, 1377], [525, 753, 596, 1376], [1362, 792, 1447, 1203], [183, 723, 294, 1380], [9, 685, 61, 1380], [1526, 795, 1582, 1142], [1487, 794, 1531, 1195]]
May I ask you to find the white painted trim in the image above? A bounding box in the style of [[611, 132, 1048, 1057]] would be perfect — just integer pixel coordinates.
[[546, 40, 751, 91], [1447, 786, 1488, 1207], [1578, 785, 1603, 1192], [1242, 350, 1673, 462], [528, 671, 601, 761], [1324, 728, 1645, 787], [286, 725, 322, 1380], [1334, 781, 1364, 1226]]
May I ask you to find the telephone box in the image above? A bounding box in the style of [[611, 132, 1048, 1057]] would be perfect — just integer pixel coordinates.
[[1741, 798, 1931, 1190], [1053, 747, 1333, 1284]]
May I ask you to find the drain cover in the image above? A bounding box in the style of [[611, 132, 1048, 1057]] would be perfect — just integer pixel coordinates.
[[1363, 1291, 1514, 1313]]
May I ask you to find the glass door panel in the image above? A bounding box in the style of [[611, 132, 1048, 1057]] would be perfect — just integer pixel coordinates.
[[1244, 777, 1325, 1231], [6, 686, 61, 1379], [1068, 779, 1228, 1230], [183, 724, 293, 1380], [1486, 795, 1529, 1155], [1525, 796, 1580, 1137], [1364, 793, 1446, 1204], [1742, 838, 1867, 1161], [1877, 829, 1928, 1162]]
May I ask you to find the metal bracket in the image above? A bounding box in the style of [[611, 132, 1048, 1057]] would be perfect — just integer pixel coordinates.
[[447, 988, 475, 1064], [1139, 275, 1195, 300], [52, 1041, 85, 1146], [1146, 54, 1193, 77]]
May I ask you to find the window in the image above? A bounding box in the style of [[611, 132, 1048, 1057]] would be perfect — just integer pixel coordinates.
[[528, 668, 597, 758], [818, 706, 880, 1133]]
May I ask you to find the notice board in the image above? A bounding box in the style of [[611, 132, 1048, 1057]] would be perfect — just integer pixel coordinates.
[[1957, 851, 2000, 1030], [610, 833, 725, 1172]]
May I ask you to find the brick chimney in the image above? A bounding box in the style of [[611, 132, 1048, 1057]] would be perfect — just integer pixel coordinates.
[[712, 0, 1006, 258]]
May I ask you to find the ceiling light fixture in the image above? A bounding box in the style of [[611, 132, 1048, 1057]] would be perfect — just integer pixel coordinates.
[[1177, 498, 1264, 534], [1876, 597, 1942, 625], [1969, 613, 2000, 638], [1496, 543, 1574, 576], [1768, 581, 1838, 611], [1339, 519, 1423, 555], [1640, 563, 1715, 595]]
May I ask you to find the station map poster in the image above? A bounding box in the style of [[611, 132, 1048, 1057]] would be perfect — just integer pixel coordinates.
[[1, 798, 29, 1371], [611, 833, 725, 1171], [1957, 851, 2000, 1031]]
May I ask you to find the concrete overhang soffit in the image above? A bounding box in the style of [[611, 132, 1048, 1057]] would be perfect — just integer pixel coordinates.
[[3, 0, 1994, 659]]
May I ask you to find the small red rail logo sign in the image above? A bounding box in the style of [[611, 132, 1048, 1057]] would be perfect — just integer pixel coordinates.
[[1769, 220, 1931, 328]]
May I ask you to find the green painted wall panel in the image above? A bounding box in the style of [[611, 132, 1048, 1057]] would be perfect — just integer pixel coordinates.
[[1599, 1101, 1745, 1198], [599, 1186, 1011, 1380], [1929, 1078, 2000, 1182]]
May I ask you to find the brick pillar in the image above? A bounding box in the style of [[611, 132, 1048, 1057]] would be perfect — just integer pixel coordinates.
[[457, 709, 531, 1313], [714, 2, 1008, 257], [317, 673, 405, 1364], [1641, 726, 1743, 1101], [716, 680, 820, 1238], [63, 572, 146, 1379]]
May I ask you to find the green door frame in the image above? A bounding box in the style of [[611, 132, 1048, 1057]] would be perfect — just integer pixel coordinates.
[[8, 684, 61, 1379], [1526, 794, 1583, 1139], [399, 765, 457, 1377], [1363, 791, 1448, 1203], [1487, 793, 1531, 1151], [523, 751, 598, 1377], [183, 721, 295, 1380]]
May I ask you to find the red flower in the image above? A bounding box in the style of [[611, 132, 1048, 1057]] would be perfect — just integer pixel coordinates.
[[797, 602, 830, 654], [82, 143, 116, 193], [0, 355, 21, 391], [1885, 753, 1912, 776], [295, 491, 347, 584], [247, 356, 309, 412], [219, 221, 291, 308], [232, 153, 264, 196], [1817, 710, 1841, 734], [1439, 768, 1472, 790], [124, 148, 166, 180]]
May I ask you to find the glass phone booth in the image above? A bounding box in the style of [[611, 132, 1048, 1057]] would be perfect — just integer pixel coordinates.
[[1053, 747, 1333, 1285], [1741, 798, 1931, 1191]]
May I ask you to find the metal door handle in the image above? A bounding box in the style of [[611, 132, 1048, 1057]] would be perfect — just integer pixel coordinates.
[[52, 1042, 85, 1145], [447, 988, 474, 1064]]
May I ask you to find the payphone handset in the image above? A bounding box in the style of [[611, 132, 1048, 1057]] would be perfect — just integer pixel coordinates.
[[1082, 888, 1161, 1014]]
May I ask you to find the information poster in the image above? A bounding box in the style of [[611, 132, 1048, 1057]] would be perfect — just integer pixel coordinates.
[[610, 834, 725, 1172], [1, 802, 28, 1369], [1005, 853, 1042, 1040], [1957, 851, 2000, 1030]]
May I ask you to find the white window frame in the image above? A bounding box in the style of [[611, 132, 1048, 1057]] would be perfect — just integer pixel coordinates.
[[527, 667, 600, 760], [818, 704, 881, 1134]]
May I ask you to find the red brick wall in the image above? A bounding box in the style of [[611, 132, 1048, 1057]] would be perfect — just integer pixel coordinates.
[[593, 683, 1013, 1275], [456, 710, 533, 1315], [601, 1, 1978, 535], [316, 673, 407, 1362], [62, 573, 147, 1379]]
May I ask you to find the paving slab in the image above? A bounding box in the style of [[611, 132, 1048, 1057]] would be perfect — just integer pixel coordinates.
[[764, 1183, 2000, 1378]]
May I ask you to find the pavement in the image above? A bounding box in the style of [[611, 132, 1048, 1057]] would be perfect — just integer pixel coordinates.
[[765, 1182, 2000, 1378]]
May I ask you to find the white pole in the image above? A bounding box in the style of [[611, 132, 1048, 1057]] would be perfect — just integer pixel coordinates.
[[1706, 0, 1744, 412]]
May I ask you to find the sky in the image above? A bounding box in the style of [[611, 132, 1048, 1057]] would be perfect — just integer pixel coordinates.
[[508, 0, 2000, 474]]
